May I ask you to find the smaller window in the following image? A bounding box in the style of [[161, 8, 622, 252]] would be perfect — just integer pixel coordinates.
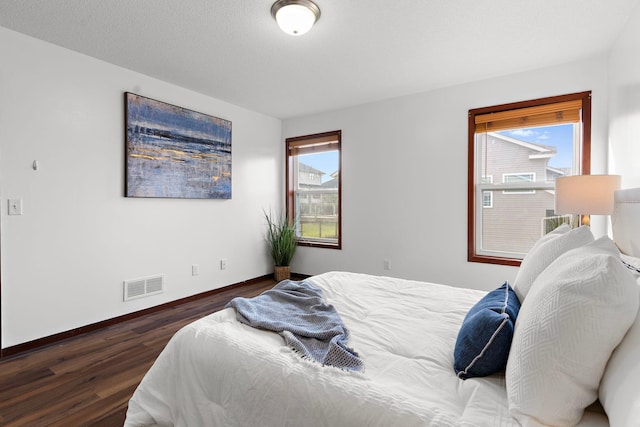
[[481, 176, 493, 208], [502, 173, 535, 194], [286, 130, 342, 249]]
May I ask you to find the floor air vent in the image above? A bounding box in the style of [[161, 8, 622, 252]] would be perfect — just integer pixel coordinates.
[[124, 275, 165, 301]]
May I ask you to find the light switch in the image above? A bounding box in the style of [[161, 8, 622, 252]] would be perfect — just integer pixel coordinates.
[[8, 199, 23, 215]]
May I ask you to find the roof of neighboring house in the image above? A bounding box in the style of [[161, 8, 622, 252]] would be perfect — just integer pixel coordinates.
[[547, 166, 570, 176], [321, 177, 339, 188], [489, 132, 557, 159]]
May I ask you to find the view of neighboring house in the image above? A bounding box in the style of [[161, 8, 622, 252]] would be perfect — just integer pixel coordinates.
[[479, 132, 569, 255], [296, 162, 339, 238], [297, 162, 325, 187], [297, 162, 338, 215]]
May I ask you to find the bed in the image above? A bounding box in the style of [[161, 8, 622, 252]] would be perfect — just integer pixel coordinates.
[[125, 187, 640, 427]]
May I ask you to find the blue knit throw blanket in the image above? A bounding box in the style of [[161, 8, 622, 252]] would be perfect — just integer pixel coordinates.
[[226, 280, 363, 372]]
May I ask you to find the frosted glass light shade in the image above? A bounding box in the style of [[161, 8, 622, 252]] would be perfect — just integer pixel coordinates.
[[555, 175, 622, 215], [271, 0, 320, 36]]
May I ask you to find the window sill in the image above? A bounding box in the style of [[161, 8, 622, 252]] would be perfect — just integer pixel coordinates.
[[468, 254, 522, 267], [297, 240, 341, 250]]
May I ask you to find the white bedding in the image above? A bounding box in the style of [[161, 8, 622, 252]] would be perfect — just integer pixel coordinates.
[[125, 271, 608, 426]]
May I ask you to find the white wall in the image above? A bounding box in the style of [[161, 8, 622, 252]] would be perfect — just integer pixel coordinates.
[[609, 2, 640, 188], [4, 11, 634, 348], [0, 27, 282, 348], [284, 57, 610, 291]]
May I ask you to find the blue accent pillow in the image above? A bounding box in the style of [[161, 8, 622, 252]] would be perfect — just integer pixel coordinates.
[[454, 282, 521, 379]]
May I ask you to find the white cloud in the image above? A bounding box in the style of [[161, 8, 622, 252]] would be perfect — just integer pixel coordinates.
[[509, 129, 536, 137], [537, 131, 551, 140]]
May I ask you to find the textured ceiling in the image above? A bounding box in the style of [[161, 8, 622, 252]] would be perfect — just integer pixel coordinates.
[[1, 0, 638, 119]]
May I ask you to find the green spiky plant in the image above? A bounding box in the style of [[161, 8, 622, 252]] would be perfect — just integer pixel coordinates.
[[264, 209, 297, 267]]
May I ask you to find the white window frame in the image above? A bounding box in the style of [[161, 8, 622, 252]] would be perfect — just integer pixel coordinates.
[[502, 172, 536, 194], [481, 176, 493, 208]]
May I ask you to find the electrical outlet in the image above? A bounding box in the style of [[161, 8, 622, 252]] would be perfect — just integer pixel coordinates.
[[8, 199, 23, 215], [192, 264, 199, 276], [220, 259, 228, 270], [384, 259, 391, 270]]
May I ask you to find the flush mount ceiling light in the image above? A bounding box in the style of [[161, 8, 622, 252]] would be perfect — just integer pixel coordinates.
[[271, 0, 321, 36]]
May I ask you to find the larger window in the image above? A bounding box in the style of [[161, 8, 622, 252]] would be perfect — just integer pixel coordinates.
[[286, 130, 341, 249], [468, 92, 591, 265]]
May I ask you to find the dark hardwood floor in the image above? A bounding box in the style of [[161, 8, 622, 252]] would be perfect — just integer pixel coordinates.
[[0, 277, 279, 426]]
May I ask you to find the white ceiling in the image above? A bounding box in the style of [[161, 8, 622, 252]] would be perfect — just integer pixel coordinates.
[[1, 0, 638, 119]]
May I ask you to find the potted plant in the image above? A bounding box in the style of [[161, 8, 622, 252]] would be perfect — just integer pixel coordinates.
[[264, 209, 297, 281]]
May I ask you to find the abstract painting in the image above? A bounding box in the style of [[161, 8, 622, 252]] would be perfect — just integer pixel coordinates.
[[125, 93, 232, 199]]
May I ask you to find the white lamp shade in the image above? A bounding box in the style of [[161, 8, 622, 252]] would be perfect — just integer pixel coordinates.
[[555, 175, 622, 215], [272, 0, 320, 36]]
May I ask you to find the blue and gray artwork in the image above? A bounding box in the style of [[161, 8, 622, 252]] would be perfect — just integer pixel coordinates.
[[126, 93, 232, 199]]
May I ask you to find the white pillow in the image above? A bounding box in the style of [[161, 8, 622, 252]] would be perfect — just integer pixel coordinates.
[[599, 280, 640, 426], [513, 225, 594, 302], [611, 187, 640, 258], [506, 237, 639, 426]]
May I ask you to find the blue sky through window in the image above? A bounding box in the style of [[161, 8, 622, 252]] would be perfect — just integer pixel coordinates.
[[498, 124, 574, 169]]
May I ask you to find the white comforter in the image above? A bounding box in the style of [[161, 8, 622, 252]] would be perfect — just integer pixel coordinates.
[[125, 271, 608, 426]]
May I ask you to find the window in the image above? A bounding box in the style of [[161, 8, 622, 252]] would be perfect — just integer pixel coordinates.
[[502, 173, 535, 194], [286, 130, 341, 249], [468, 92, 591, 266], [481, 176, 493, 208]]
